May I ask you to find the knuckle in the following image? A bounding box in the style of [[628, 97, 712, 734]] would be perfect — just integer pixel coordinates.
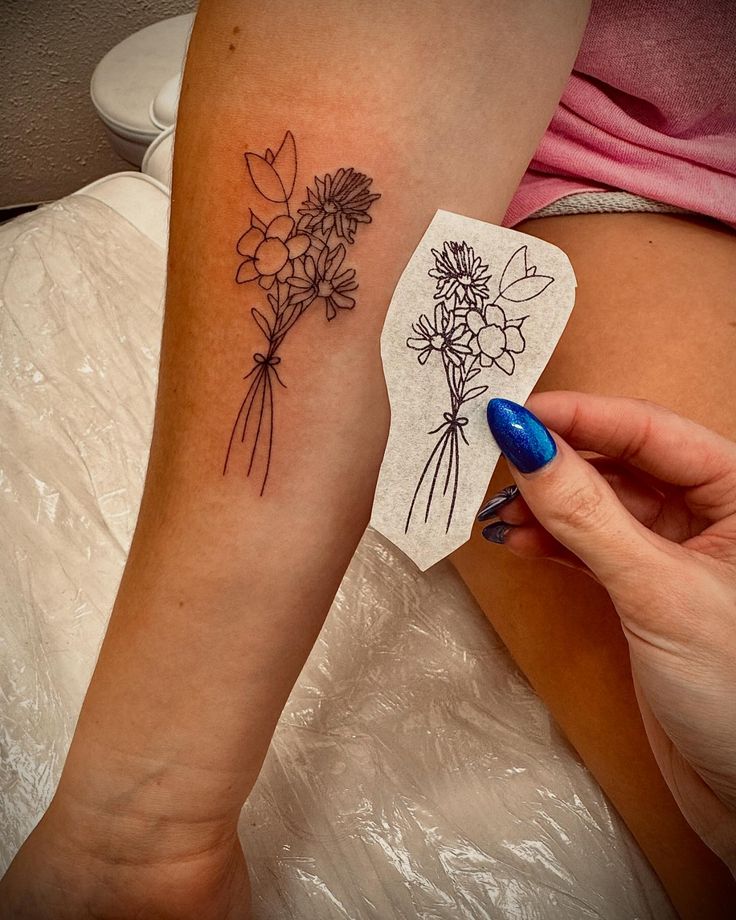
[[629, 396, 662, 414], [547, 480, 610, 533]]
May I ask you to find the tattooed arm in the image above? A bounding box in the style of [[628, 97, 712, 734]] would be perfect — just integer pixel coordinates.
[[0, 2, 589, 917]]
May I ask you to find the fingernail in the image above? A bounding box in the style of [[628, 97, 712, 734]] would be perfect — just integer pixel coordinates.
[[486, 398, 557, 474], [477, 485, 520, 521], [482, 522, 513, 544]]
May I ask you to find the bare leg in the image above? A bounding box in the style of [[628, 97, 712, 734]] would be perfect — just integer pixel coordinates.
[[451, 212, 736, 918]]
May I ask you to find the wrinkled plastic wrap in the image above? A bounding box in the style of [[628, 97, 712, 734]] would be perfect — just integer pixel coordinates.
[[0, 190, 674, 918]]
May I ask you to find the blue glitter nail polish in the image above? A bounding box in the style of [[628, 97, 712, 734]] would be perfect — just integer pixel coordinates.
[[486, 399, 557, 473]]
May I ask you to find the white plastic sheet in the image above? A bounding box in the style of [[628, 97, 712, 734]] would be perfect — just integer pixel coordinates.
[[0, 191, 673, 918]]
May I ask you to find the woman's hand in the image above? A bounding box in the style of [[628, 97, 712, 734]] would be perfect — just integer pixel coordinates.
[[481, 393, 736, 872]]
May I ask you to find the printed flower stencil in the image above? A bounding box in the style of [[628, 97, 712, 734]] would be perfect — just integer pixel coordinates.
[[236, 214, 310, 289], [428, 241, 491, 309], [407, 302, 471, 367], [405, 242, 554, 535], [466, 303, 526, 375]]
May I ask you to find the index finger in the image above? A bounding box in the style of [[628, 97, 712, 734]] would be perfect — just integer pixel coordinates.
[[525, 391, 736, 520]]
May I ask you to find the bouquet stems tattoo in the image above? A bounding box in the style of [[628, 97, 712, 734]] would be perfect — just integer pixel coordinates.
[[223, 132, 380, 492], [405, 241, 554, 533]]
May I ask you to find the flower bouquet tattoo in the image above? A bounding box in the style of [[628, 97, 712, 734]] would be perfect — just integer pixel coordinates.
[[405, 241, 553, 533], [224, 132, 380, 491]]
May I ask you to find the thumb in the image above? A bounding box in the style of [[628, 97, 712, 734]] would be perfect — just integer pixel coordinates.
[[486, 398, 666, 587]]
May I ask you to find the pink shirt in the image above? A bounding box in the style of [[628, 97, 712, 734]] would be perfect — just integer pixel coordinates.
[[504, 0, 736, 227]]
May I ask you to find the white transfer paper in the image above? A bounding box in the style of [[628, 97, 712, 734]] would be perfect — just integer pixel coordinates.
[[371, 210, 576, 570]]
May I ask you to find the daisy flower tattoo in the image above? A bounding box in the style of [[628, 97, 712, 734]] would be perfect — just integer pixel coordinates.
[[288, 243, 359, 320], [297, 168, 380, 244]]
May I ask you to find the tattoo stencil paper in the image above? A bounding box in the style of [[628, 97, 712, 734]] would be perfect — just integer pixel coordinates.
[[224, 132, 380, 491], [370, 210, 576, 571]]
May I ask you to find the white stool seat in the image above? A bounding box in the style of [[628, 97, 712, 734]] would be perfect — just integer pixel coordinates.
[[90, 13, 193, 165], [150, 73, 182, 130], [141, 126, 175, 189]]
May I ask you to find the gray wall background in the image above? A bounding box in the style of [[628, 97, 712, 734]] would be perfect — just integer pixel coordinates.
[[1, 0, 196, 209]]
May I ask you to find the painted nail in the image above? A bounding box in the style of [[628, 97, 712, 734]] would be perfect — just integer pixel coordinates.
[[482, 522, 513, 544], [477, 485, 520, 521], [486, 398, 557, 474]]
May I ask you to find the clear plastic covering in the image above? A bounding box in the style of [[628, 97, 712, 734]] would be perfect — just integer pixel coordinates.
[[0, 191, 674, 918]]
